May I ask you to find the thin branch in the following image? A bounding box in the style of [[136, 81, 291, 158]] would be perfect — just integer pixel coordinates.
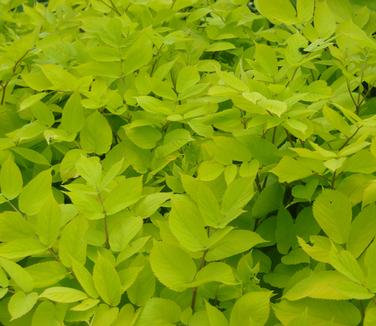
[[191, 250, 207, 311], [97, 192, 110, 249], [330, 171, 336, 189], [338, 127, 360, 151], [346, 79, 359, 114]]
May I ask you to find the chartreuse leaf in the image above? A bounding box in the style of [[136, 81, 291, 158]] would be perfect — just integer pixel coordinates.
[[364, 241, 376, 291], [206, 230, 265, 261], [35, 197, 61, 247], [271, 156, 314, 183], [0, 257, 33, 292], [93, 254, 122, 306], [0, 156, 23, 200], [314, 0, 336, 38], [221, 177, 255, 224], [31, 301, 60, 326], [205, 301, 228, 326], [284, 270, 373, 300], [123, 34, 153, 75], [189, 263, 236, 287], [103, 176, 143, 215], [25, 261, 67, 288], [18, 169, 52, 215], [90, 304, 119, 326], [169, 195, 208, 252], [127, 263, 155, 306], [150, 242, 196, 291], [8, 291, 38, 320], [176, 66, 200, 94], [365, 301, 376, 326], [61, 92, 84, 133], [71, 259, 98, 298], [312, 190, 352, 244], [71, 298, 100, 312], [0, 238, 46, 260], [181, 175, 223, 227], [135, 298, 181, 326], [254, 0, 297, 24], [274, 299, 361, 326], [230, 291, 272, 326], [75, 155, 102, 187], [80, 111, 112, 154], [40, 286, 87, 303], [58, 217, 88, 267], [0, 211, 34, 241], [108, 213, 143, 252], [347, 204, 376, 258], [297, 0, 314, 22]]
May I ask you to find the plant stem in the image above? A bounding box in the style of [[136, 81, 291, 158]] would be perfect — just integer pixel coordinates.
[[97, 192, 110, 249], [338, 127, 360, 151], [191, 250, 207, 311], [330, 171, 336, 189]]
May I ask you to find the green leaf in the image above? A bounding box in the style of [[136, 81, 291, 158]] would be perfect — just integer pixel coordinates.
[[71, 298, 100, 312], [80, 111, 112, 155], [8, 291, 38, 320], [75, 155, 102, 187], [197, 161, 224, 181], [205, 301, 228, 326], [0, 257, 33, 292], [93, 254, 122, 306], [150, 241, 196, 291], [181, 175, 223, 227], [206, 230, 265, 261], [255, 0, 297, 24], [0, 156, 23, 200], [123, 35, 153, 75], [169, 195, 208, 252], [18, 169, 52, 215], [58, 217, 88, 267], [0, 238, 46, 260], [176, 66, 200, 94], [39, 64, 78, 91], [221, 177, 255, 224], [230, 291, 272, 326], [364, 301, 376, 326], [103, 176, 143, 215], [71, 260, 98, 298], [127, 263, 155, 306], [190, 262, 236, 287], [61, 92, 84, 133], [342, 150, 376, 174], [254, 44, 278, 76], [274, 299, 361, 326], [314, 0, 336, 38], [0, 211, 35, 242], [40, 286, 87, 303], [135, 298, 181, 326], [25, 261, 67, 288], [297, 0, 314, 22], [347, 204, 376, 258], [136, 96, 172, 115], [133, 192, 171, 218], [35, 197, 61, 247], [108, 213, 143, 252], [271, 156, 314, 183], [312, 189, 352, 244], [31, 302, 60, 326], [125, 125, 162, 149], [284, 270, 373, 300]]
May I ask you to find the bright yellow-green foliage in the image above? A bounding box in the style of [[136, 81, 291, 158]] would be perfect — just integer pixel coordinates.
[[0, 0, 376, 325]]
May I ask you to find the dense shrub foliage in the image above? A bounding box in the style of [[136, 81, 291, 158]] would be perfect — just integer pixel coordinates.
[[0, 0, 375, 324]]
